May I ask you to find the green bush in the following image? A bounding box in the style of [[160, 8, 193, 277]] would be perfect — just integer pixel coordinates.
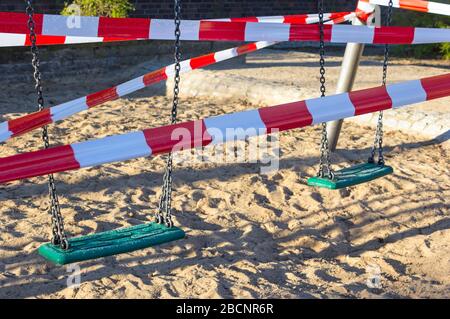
[[61, 0, 134, 18], [440, 41, 450, 60], [392, 11, 450, 60]]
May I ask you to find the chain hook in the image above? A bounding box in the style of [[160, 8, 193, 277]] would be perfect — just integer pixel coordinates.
[[316, 0, 335, 181], [369, 0, 393, 166], [26, 0, 69, 249], [157, 0, 182, 228]]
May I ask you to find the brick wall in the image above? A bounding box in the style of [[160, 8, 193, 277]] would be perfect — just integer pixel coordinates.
[[131, 0, 358, 19], [0, 0, 65, 13], [1, 0, 358, 18]]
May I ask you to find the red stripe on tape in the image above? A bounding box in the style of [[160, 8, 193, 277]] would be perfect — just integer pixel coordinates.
[[330, 12, 350, 20], [400, 0, 429, 12], [86, 87, 119, 108], [349, 86, 392, 116], [190, 53, 216, 69], [0, 145, 79, 184], [289, 24, 332, 42], [143, 68, 168, 86], [355, 8, 372, 23], [258, 101, 313, 133], [143, 120, 212, 155], [0, 12, 43, 34], [98, 17, 150, 38], [373, 26, 415, 44], [231, 17, 258, 22], [25, 35, 66, 46], [236, 42, 258, 55], [283, 15, 308, 24], [199, 21, 246, 41], [102, 37, 139, 43], [8, 109, 53, 137], [420, 73, 450, 100]]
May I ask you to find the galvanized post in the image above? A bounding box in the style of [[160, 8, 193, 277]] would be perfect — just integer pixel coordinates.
[[326, 7, 380, 151]]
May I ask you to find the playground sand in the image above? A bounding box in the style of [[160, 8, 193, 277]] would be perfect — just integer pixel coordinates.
[[0, 51, 449, 298]]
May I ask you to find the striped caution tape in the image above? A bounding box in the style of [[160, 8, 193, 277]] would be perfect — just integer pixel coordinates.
[[0, 12, 363, 142], [0, 41, 274, 143], [0, 12, 448, 45], [0, 11, 358, 47], [358, 0, 450, 16], [0, 73, 448, 184], [210, 12, 353, 23]]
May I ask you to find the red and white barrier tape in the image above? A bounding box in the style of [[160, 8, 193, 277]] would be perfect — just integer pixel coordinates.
[[358, 0, 450, 16], [210, 12, 353, 23], [0, 11, 357, 48], [0, 33, 141, 47], [0, 12, 448, 45], [0, 41, 274, 143], [0, 12, 361, 142], [0, 73, 448, 185]]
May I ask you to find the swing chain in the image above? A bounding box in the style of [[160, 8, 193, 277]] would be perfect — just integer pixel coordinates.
[[26, 0, 69, 249], [157, 0, 182, 228], [317, 0, 334, 180], [369, 0, 393, 166]]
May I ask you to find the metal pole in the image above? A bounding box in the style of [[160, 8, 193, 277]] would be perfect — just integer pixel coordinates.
[[326, 7, 380, 151]]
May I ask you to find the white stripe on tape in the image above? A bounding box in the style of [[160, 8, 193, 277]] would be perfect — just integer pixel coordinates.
[[165, 60, 192, 77], [257, 16, 285, 23], [306, 17, 319, 24], [306, 93, 355, 124], [427, 2, 450, 16], [149, 19, 174, 40], [357, 1, 376, 13], [331, 24, 375, 44], [413, 27, 450, 44], [214, 48, 238, 62], [179, 60, 193, 73], [43, 14, 99, 37], [0, 33, 26, 47], [72, 131, 152, 168], [0, 121, 12, 142], [209, 18, 232, 22], [256, 41, 276, 49], [204, 110, 267, 144], [50, 97, 88, 122], [369, 0, 400, 7], [245, 22, 290, 42], [150, 19, 200, 40], [65, 36, 104, 44], [116, 76, 145, 97], [386, 79, 427, 109]]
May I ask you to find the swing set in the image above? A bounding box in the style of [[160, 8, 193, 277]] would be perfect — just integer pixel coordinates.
[[0, 0, 449, 264], [307, 0, 394, 190]]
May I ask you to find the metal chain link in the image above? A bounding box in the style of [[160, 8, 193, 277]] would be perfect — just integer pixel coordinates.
[[369, 0, 393, 166], [157, 0, 182, 228], [26, 0, 69, 249], [317, 0, 334, 180]]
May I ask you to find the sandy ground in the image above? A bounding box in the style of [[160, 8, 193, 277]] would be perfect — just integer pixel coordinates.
[[0, 49, 449, 298], [214, 49, 450, 115]]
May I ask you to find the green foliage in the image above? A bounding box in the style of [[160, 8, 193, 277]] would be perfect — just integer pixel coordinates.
[[391, 11, 450, 60], [440, 42, 450, 60], [61, 0, 134, 18]]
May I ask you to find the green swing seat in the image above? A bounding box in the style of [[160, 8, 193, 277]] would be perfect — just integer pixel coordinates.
[[307, 162, 393, 190], [38, 222, 185, 265]]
